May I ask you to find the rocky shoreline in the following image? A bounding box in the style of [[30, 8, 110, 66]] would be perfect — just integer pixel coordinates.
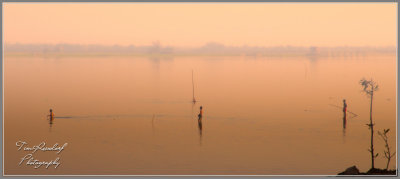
[[338, 166, 397, 175]]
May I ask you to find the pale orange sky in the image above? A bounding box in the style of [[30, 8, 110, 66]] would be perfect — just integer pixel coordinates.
[[4, 3, 397, 47]]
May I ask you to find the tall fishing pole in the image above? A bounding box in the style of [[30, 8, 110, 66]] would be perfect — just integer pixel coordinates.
[[192, 70, 196, 103]]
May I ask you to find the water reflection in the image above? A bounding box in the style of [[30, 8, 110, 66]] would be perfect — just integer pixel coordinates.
[[306, 48, 319, 77], [6, 54, 395, 175], [343, 109, 347, 139], [152, 114, 156, 135], [343, 99, 347, 130], [198, 116, 203, 145], [48, 117, 53, 132], [149, 57, 161, 72]]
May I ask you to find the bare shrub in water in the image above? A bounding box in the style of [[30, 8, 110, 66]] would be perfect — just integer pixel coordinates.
[[359, 78, 379, 169], [378, 129, 395, 170]]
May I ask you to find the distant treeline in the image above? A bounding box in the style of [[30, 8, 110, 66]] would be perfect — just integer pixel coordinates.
[[5, 42, 396, 56]]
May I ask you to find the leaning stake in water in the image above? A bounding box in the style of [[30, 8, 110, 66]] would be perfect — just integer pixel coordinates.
[[192, 70, 196, 103]]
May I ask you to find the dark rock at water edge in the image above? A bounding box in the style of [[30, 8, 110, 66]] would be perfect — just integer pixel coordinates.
[[365, 168, 397, 175], [338, 166, 397, 175], [338, 166, 360, 175]]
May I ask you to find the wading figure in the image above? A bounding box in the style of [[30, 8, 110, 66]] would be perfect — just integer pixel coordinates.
[[47, 109, 55, 129], [48, 109, 55, 121], [198, 111, 203, 145], [197, 106, 203, 145], [198, 106, 203, 118]]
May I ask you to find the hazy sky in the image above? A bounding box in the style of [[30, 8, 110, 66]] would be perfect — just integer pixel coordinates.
[[4, 3, 396, 47]]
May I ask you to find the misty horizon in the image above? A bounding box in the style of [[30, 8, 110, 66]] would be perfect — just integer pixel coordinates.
[[5, 42, 396, 56]]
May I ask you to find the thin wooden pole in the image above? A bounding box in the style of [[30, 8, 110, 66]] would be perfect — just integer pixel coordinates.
[[192, 70, 196, 103]]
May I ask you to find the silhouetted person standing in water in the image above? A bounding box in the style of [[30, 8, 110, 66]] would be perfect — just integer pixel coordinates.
[[198, 106, 203, 118], [48, 109, 54, 121], [48, 109, 54, 129], [197, 106, 203, 145]]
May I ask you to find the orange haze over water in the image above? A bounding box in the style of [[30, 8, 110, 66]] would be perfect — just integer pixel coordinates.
[[4, 3, 397, 47]]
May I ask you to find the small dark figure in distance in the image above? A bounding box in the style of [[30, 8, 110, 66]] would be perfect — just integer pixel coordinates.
[[198, 106, 203, 118], [48, 109, 55, 121], [343, 99, 347, 114]]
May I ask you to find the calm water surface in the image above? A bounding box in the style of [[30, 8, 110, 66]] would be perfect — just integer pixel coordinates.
[[5, 54, 396, 175]]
